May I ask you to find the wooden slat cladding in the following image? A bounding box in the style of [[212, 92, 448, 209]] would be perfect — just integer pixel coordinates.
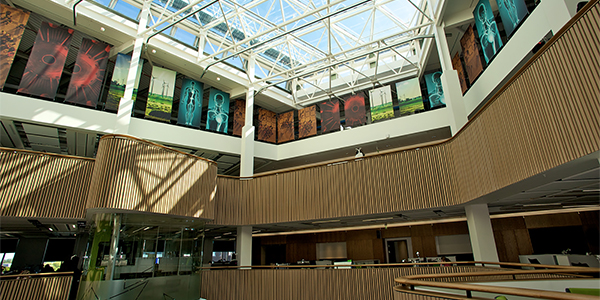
[[0, 276, 72, 300], [86, 135, 218, 219], [211, 3, 600, 226], [200, 266, 509, 300], [0, 148, 93, 219]]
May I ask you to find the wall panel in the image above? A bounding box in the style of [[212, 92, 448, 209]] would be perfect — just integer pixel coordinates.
[[0, 276, 72, 300]]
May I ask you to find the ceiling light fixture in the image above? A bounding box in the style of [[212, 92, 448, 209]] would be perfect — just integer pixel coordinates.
[[311, 219, 341, 224], [362, 217, 394, 222]]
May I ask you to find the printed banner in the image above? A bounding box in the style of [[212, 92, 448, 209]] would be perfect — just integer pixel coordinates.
[[206, 88, 230, 133], [368, 85, 394, 122], [473, 0, 503, 63], [232, 99, 245, 136], [64, 38, 111, 107], [277, 111, 294, 143], [145, 66, 176, 122], [298, 105, 317, 139], [344, 93, 366, 128], [320, 99, 340, 133], [460, 25, 484, 83], [257, 108, 277, 143], [395, 78, 424, 116], [177, 78, 203, 128], [0, 5, 30, 90], [18, 22, 74, 99], [105, 53, 143, 112], [424, 71, 445, 109], [452, 53, 468, 94], [498, 0, 528, 37]]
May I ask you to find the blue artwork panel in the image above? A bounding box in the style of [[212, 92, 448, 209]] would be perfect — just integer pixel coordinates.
[[206, 88, 230, 133], [473, 0, 503, 63], [424, 71, 445, 109], [177, 78, 204, 128], [497, 0, 528, 37]]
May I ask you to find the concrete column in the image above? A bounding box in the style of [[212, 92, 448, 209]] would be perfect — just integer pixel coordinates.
[[202, 238, 213, 266], [432, 22, 468, 134], [240, 55, 256, 177], [236, 226, 252, 267], [105, 214, 121, 280], [114, 1, 150, 134], [465, 204, 499, 263]]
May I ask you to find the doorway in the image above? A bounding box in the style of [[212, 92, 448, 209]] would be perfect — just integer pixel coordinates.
[[385, 238, 412, 263]]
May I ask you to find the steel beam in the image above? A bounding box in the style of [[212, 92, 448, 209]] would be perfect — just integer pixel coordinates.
[[146, 0, 219, 44]]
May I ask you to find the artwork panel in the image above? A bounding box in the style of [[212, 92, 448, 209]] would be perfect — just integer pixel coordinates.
[[257, 108, 277, 143], [177, 78, 204, 128], [298, 105, 317, 139], [473, 0, 504, 63], [17, 22, 74, 99], [206, 88, 230, 133], [144, 66, 176, 122], [343, 94, 366, 128], [64, 38, 112, 108], [452, 52, 469, 93], [368, 85, 394, 122], [0, 5, 30, 90], [105, 54, 143, 112], [395, 78, 424, 116], [460, 25, 484, 83], [424, 71, 445, 109], [320, 99, 340, 133], [232, 99, 245, 136], [277, 110, 294, 143], [498, 0, 528, 37]]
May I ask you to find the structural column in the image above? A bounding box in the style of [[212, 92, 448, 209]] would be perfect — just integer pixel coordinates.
[[465, 204, 499, 263], [432, 21, 468, 134], [236, 226, 252, 267], [240, 55, 256, 177], [114, 1, 150, 134]]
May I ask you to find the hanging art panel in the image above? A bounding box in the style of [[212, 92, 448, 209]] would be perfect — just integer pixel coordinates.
[[298, 105, 317, 139], [343, 93, 366, 128], [395, 78, 424, 116], [206, 88, 230, 133], [145, 66, 176, 122], [320, 99, 340, 133], [105, 53, 143, 112], [64, 38, 112, 108], [452, 52, 469, 94], [473, 0, 503, 63], [277, 110, 294, 143], [460, 25, 484, 84], [18, 22, 74, 99], [257, 108, 277, 143], [0, 4, 30, 90], [232, 99, 245, 137], [177, 78, 203, 128], [368, 85, 394, 122], [498, 0, 528, 37], [424, 71, 445, 109]]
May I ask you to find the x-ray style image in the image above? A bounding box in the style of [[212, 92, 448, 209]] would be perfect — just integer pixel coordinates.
[[424, 71, 445, 109], [498, 0, 528, 37], [206, 88, 230, 133], [473, 0, 503, 63], [177, 78, 204, 128]]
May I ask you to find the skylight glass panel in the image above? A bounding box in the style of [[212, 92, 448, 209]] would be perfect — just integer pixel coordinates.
[[174, 28, 198, 46], [93, 0, 111, 7], [114, 0, 141, 20]]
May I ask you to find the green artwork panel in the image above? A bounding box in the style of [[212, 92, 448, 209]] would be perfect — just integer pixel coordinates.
[[105, 53, 143, 112], [145, 66, 176, 122], [368, 85, 394, 122], [395, 78, 424, 116]]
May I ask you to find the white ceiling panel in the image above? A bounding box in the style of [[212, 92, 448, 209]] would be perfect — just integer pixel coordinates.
[[22, 123, 59, 137], [27, 134, 61, 148]]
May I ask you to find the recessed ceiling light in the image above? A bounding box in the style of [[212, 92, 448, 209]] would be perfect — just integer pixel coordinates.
[[100, 27, 105, 32], [216, 77, 221, 81], [152, 49, 157, 54]]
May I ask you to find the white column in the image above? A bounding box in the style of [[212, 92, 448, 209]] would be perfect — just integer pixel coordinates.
[[465, 204, 499, 263], [240, 55, 256, 177], [114, 1, 150, 134], [432, 22, 468, 134], [236, 226, 252, 267]]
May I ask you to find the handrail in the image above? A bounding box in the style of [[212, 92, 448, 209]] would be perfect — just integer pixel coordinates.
[[0, 271, 74, 280]]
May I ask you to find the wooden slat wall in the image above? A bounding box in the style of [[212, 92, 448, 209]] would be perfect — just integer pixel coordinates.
[[200, 266, 510, 300], [86, 135, 218, 219], [211, 3, 600, 226], [0, 148, 93, 219], [0, 276, 72, 300]]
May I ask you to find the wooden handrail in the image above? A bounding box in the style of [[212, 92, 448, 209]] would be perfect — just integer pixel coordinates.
[[0, 271, 74, 280]]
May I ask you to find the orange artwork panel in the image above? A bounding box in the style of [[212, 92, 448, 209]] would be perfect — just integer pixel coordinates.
[[298, 105, 317, 139], [232, 99, 245, 136], [277, 111, 294, 143], [0, 4, 30, 89], [257, 108, 276, 143]]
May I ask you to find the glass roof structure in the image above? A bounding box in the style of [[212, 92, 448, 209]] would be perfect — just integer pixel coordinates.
[[99, 0, 432, 100]]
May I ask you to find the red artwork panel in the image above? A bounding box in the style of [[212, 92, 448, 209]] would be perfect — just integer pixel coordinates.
[[18, 22, 74, 99], [64, 38, 112, 107], [460, 25, 484, 84], [257, 108, 276, 143], [452, 52, 468, 94], [343, 94, 366, 127], [232, 99, 245, 137], [298, 105, 316, 139], [320, 99, 340, 133], [277, 110, 294, 143], [0, 4, 30, 90]]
